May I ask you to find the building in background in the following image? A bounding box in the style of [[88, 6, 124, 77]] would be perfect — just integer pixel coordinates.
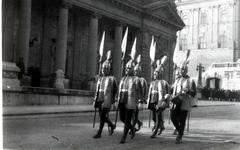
[[175, 0, 240, 90], [2, 0, 184, 91]]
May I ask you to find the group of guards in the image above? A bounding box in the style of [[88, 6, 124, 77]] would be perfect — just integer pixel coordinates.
[[92, 50, 196, 144]]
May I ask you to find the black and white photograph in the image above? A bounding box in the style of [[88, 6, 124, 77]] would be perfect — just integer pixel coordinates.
[[1, 0, 240, 149]]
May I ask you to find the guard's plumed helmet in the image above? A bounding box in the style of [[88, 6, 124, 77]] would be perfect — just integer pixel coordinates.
[[154, 55, 168, 73], [134, 55, 142, 72], [178, 49, 190, 70], [126, 59, 135, 69], [102, 51, 112, 69]]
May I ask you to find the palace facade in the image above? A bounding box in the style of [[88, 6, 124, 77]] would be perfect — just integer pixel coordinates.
[[175, 0, 240, 78], [2, 0, 184, 90]]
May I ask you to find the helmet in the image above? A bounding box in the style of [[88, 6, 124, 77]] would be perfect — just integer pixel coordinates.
[[126, 59, 135, 69], [102, 51, 112, 75], [154, 59, 164, 73], [179, 49, 190, 70], [154, 55, 167, 73], [102, 60, 111, 69], [134, 55, 142, 72]]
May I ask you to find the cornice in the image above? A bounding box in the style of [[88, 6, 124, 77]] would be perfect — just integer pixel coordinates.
[[176, 0, 235, 10], [69, 0, 184, 31]]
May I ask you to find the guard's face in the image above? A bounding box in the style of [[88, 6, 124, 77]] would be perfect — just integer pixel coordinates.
[[180, 67, 188, 77], [154, 70, 163, 80], [102, 66, 110, 76], [125, 66, 133, 76], [133, 69, 140, 77]]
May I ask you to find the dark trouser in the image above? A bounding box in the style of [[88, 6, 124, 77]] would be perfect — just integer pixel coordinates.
[[171, 101, 188, 136], [119, 103, 134, 138], [153, 107, 164, 134], [133, 106, 142, 128], [97, 103, 114, 134], [148, 103, 156, 125]]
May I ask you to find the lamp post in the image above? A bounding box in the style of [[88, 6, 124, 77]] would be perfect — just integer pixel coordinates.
[[196, 63, 205, 89]]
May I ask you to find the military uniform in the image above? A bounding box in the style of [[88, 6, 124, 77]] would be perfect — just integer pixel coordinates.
[[93, 51, 118, 139], [133, 55, 147, 132], [147, 57, 169, 138], [170, 51, 196, 143], [117, 59, 142, 144]]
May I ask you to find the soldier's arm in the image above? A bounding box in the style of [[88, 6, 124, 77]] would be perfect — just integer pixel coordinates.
[[190, 79, 197, 97]]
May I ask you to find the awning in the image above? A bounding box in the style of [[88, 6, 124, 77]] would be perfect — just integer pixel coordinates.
[[202, 69, 222, 79], [202, 69, 223, 88]]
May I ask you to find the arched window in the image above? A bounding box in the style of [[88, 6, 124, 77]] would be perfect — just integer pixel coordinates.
[[219, 35, 227, 48], [179, 37, 188, 50], [199, 37, 207, 49], [200, 13, 207, 24], [220, 10, 227, 22]]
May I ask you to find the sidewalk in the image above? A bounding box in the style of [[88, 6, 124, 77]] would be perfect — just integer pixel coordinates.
[[2, 100, 239, 116]]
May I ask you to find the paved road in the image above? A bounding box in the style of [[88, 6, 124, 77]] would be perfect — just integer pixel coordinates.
[[3, 101, 240, 150]]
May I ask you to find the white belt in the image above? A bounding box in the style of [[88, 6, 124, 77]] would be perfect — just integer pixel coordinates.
[[151, 90, 158, 94], [121, 89, 128, 92]]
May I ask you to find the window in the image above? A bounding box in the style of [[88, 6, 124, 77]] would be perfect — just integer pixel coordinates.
[[200, 13, 207, 24], [182, 15, 188, 26], [219, 35, 227, 48], [220, 10, 227, 22], [199, 37, 207, 49], [179, 38, 188, 50]]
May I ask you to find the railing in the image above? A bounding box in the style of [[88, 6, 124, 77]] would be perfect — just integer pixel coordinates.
[[211, 62, 240, 68]]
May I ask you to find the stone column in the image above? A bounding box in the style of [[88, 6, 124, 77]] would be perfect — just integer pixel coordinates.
[[193, 8, 199, 49], [87, 13, 100, 79], [16, 0, 31, 70], [2, 0, 15, 62], [112, 22, 123, 82], [212, 6, 219, 47], [234, 0, 240, 61], [55, 2, 71, 72]]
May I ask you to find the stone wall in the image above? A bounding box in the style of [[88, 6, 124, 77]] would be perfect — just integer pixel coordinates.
[[2, 87, 94, 106]]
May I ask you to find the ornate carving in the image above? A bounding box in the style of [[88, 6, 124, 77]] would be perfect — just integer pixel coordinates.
[[44, 5, 58, 28], [92, 12, 102, 19], [76, 14, 89, 26], [155, 36, 169, 58], [193, 8, 199, 12], [61, 0, 72, 9], [2, 71, 18, 79], [68, 12, 74, 32], [116, 21, 125, 27]]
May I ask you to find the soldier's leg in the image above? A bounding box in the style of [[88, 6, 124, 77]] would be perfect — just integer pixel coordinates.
[[150, 108, 160, 138], [132, 107, 138, 129], [150, 104, 157, 131], [176, 110, 188, 144], [119, 103, 126, 124], [93, 104, 104, 138], [120, 109, 134, 143], [171, 102, 181, 133], [103, 108, 115, 135], [158, 108, 165, 135]]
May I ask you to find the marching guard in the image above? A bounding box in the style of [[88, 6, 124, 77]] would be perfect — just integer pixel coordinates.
[[133, 55, 148, 132], [170, 50, 196, 143], [147, 56, 170, 138], [93, 51, 118, 139], [116, 59, 142, 144]]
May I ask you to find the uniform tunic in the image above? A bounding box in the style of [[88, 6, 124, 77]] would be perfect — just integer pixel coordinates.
[[95, 76, 117, 108], [118, 76, 142, 109]]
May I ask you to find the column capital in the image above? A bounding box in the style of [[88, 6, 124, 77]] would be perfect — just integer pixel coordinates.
[[213, 5, 219, 9], [91, 12, 102, 19], [193, 8, 199, 12], [61, 0, 72, 9], [115, 21, 126, 27]]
